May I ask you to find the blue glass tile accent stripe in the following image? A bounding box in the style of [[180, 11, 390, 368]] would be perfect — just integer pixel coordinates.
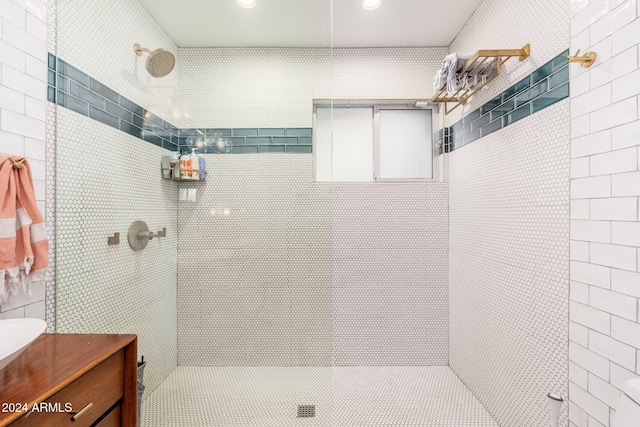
[[470, 113, 490, 131], [549, 65, 570, 89], [232, 146, 259, 154], [286, 128, 312, 136], [232, 128, 258, 136], [286, 145, 312, 153], [258, 145, 286, 153], [490, 99, 515, 121], [273, 137, 299, 144], [48, 55, 310, 154], [246, 136, 272, 145], [481, 118, 502, 137], [48, 53, 56, 70], [446, 49, 569, 154], [49, 55, 180, 151], [532, 82, 569, 113], [258, 128, 285, 136], [505, 103, 531, 125], [502, 76, 530, 102]]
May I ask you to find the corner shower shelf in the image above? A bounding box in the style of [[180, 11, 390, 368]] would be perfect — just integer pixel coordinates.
[[431, 44, 531, 115], [161, 168, 207, 182]]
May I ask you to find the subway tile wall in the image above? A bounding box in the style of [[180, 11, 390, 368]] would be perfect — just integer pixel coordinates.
[[45, 0, 57, 332], [0, 0, 48, 320], [447, 0, 570, 426], [568, 1, 640, 426]]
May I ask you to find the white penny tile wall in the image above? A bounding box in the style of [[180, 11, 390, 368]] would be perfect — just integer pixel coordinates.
[[56, 0, 179, 124], [177, 47, 446, 129], [176, 46, 449, 366], [0, 0, 48, 320], [447, 0, 571, 426], [55, 108, 178, 396], [448, 0, 570, 125], [569, 1, 640, 426], [177, 155, 449, 366], [53, 0, 180, 395]]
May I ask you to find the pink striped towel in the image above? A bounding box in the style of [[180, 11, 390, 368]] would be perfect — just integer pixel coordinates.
[[0, 155, 48, 304]]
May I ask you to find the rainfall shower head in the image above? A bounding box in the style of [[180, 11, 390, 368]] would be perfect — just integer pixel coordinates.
[[133, 43, 175, 78]]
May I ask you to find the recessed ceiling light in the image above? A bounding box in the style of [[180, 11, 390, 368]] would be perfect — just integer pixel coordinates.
[[237, 0, 255, 8], [362, 0, 381, 10]]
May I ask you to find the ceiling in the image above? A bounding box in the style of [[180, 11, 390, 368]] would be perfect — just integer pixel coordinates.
[[138, 0, 484, 48]]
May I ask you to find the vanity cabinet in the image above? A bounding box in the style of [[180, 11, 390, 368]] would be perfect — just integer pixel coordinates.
[[0, 334, 137, 427]]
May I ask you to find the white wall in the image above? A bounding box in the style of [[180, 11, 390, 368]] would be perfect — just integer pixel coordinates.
[[568, 1, 640, 426], [447, 0, 570, 425], [0, 0, 48, 320]]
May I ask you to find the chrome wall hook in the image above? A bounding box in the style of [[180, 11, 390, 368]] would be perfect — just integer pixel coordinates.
[[568, 49, 597, 68]]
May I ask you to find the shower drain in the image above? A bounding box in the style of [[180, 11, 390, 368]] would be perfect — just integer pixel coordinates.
[[297, 405, 316, 418]]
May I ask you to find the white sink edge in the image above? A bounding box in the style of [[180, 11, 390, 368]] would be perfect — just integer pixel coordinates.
[[0, 318, 47, 371]]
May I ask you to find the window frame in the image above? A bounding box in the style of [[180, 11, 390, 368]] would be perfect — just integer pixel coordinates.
[[312, 101, 438, 183]]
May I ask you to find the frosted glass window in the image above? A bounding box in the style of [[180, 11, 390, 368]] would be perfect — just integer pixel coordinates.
[[314, 104, 433, 182], [315, 106, 374, 182], [378, 109, 432, 179]]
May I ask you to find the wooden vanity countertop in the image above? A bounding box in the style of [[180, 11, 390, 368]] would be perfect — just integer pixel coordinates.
[[0, 333, 137, 426]]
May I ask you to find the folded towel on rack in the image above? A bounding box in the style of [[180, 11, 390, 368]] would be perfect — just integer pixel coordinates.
[[437, 52, 500, 96], [458, 60, 497, 92], [433, 71, 445, 91], [0, 155, 48, 304], [438, 52, 472, 95]]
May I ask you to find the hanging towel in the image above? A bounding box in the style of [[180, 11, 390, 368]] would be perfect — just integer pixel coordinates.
[[0, 155, 48, 304]]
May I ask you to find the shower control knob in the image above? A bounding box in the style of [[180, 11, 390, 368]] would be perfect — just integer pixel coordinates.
[[138, 231, 157, 240], [128, 220, 151, 251]]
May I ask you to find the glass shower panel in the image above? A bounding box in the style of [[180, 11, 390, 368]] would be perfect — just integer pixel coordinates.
[[54, 0, 335, 424]]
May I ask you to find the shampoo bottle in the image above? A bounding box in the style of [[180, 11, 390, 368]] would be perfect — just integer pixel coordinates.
[[190, 148, 199, 180], [198, 154, 206, 180], [179, 150, 191, 179]]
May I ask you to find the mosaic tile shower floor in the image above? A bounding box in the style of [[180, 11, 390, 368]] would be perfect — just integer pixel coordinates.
[[141, 366, 498, 427]]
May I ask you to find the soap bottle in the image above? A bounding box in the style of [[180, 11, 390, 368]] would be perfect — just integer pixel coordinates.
[[198, 153, 206, 180], [179, 150, 191, 179], [190, 148, 199, 180]]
